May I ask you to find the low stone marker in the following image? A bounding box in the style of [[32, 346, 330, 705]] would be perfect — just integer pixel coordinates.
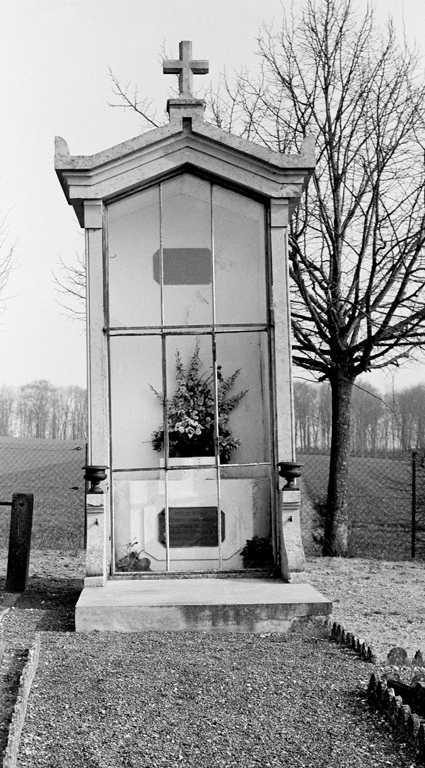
[[368, 673, 425, 762], [5, 494, 34, 593]]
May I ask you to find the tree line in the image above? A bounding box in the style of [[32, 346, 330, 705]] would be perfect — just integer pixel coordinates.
[[295, 379, 425, 455], [0, 380, 86, 441]]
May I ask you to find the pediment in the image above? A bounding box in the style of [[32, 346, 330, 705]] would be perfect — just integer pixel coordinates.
[[56, 115, 315, 227]]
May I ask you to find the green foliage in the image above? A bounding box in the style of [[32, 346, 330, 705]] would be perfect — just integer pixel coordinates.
[[241, 536, 274, 569], [151, 341, 247, 463], [116, 541, 151, 572]]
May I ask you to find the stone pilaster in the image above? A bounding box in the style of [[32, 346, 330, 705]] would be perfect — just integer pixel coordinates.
[[84, 200, 110, 583], [270, 199, 306, 582]]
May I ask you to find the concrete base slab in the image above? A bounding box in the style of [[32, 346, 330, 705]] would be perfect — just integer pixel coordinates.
[[75, 579, 332, 634]]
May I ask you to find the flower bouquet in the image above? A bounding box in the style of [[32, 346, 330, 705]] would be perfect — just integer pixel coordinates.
[[150, 340, 247, 463]]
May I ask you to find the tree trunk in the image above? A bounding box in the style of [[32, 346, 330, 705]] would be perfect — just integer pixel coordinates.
[[323, 371, 355, 556]]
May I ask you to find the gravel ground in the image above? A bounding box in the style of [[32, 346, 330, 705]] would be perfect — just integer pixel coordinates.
[[0, 551, 423, 767], [305, 557, 425, 663], [16, 633, 419, 768]]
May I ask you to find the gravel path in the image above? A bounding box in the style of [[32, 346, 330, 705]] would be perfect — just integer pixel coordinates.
[[0, 551, 423, 767], [16, 633, 417, 768]]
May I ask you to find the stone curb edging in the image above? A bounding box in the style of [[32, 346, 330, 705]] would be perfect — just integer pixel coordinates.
[[2, 633, 41, 768], [0, 594, 21, 629], [368, 672, 425, 762], [330, 621, 376, 663]]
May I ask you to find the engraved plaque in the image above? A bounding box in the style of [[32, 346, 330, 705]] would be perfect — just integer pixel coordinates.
[[159, 507, 225, 547]]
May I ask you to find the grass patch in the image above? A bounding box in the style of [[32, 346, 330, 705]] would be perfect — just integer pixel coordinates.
[[299, 453, 416, 559], [0, 437, 85, 549]]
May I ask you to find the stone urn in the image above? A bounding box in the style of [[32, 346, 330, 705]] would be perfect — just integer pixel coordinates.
[[277, 461, 303, 491], [83, 465, 108, 494]]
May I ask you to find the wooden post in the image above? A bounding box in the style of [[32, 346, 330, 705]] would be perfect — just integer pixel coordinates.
[[5, 494, 34, 592]]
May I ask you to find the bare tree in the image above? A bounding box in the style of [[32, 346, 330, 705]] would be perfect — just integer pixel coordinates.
[[0, 213, 16, 317], [209, 0, 425, 554], [350, 381, 384, 455], [52, 253, 86, 323], [50, 384, 87, 440], [294, 380, 318, 451], [16, 381, 87, 440], [18, 380, 54, 438], [0, 385, 15, 436], [108, 67, 164, 131], [67, 385, 87, 441], [396, 384, 425, 449]]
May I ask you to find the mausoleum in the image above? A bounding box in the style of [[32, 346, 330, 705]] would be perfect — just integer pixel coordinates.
[[55, 41, 331, 632]]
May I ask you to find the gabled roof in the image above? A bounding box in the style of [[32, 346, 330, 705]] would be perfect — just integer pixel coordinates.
[[56, 92, 315, 228]]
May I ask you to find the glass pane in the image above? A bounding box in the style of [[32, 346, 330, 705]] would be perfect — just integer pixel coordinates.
[[162, 175, 212, 326], [216, 331, 271, 464], [166, 465, 220, 571], [164, 335, 216, 461], [213, 187, 267, 324], [220, 464, 273, 570], [113, 470, 168, 573], [110, 336, 162, 469], [108, 187, 160, 327]]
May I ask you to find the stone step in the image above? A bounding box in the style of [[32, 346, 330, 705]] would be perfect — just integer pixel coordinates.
[[75, 578, 332, 635], [111, 569, 279, 580]]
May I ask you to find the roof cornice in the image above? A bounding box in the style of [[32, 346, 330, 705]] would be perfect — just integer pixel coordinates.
[[55, 112, 315, 227]]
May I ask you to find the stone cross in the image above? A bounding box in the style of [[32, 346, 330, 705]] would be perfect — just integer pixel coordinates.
[[163, 41, 209, 98]]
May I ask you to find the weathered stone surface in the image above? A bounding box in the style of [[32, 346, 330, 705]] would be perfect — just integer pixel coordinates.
[[55, 119, 315, 226], [163, 41, 209, 99], [76, 579, 332, 633], [389, 695, 402, 725], [376, 680, 385, 704], [387, 646, 408, 665], [417, 723, 425, 757], [3, 634, 40, 767], [279, 489, 307, 581], [407, 712, 421, 744], [397, 703, 411, 734], [414, 681, 425, 716], [363, 644, 375, 663], [367, 673, 377, 698], [382, 686, 393, 713]]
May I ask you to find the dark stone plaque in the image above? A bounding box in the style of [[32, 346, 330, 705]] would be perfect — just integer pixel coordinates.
[[153, 248, 212, 285], [159, 507, 225, 548]]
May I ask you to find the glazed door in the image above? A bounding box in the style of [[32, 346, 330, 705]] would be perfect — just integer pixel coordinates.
[[107, 175, 274, 573]]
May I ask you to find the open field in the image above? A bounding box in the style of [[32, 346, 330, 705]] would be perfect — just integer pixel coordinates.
[[299, 452, 425, 560], [0, 437, 85, 549], [0, 438, 423, 560]]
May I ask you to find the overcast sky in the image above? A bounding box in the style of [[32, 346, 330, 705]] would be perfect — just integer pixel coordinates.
[[0, 0, 424, 391]]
